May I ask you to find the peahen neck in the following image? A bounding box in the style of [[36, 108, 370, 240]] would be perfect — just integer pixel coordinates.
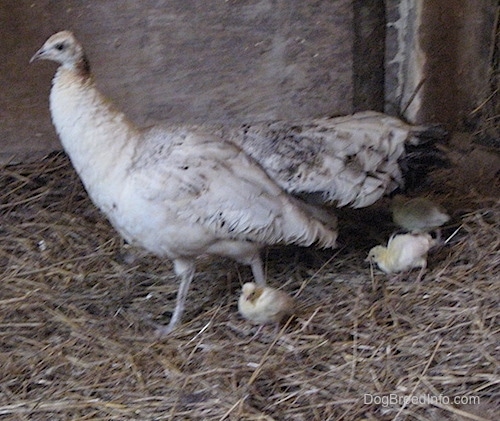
[[49, 62, 138, 207]]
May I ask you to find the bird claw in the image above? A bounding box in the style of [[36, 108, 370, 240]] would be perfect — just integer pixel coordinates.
[[415, 266, 426, 282], [153, 322, 176, 338]]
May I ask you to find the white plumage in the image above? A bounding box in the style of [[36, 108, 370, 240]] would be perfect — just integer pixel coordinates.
[[367, 233, 436, 278], [31, 31, 337, 335], [214, 112, 446, 208]]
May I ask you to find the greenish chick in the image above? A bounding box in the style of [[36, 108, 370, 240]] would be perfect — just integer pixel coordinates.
[[391, 195, 450, 233]]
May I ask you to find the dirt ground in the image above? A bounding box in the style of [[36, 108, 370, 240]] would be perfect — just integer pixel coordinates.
[[0, 138, 499, 420]]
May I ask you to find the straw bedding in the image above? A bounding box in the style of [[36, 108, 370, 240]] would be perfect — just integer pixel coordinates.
[[0, 143, 498, 420]]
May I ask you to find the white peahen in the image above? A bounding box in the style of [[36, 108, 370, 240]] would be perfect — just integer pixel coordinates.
[[31, 31, 338, 335]]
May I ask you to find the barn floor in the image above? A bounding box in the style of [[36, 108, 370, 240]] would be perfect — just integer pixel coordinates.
[[0, 139, 499, 420]]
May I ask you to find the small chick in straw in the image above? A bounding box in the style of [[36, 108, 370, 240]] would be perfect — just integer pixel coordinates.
[[367, 233, 436, 281], [238, 282, 296, 330]]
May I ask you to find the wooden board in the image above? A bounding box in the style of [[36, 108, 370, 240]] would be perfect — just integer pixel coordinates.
[[1, 0, 358, 163]]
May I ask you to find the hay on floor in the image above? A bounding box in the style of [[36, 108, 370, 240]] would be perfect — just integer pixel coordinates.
[[0, 147, 498, 420]]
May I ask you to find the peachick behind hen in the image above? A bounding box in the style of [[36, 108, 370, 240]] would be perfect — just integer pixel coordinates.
[[391, 195, 450, 233], [31, 31, 337, 335]]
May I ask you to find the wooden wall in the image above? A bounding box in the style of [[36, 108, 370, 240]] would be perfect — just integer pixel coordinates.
[[0, 1, 496, 164], [385, 0, 497, 130], [1, 0, 363, 164]]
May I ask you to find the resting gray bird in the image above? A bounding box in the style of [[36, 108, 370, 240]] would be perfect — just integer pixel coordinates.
[[31, 31, 337, 335], [214, 112, 447, 208]]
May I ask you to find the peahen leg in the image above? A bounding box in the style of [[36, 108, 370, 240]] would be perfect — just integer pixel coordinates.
[[250, 254, 266, 285], [156, 259, 195, 336]]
